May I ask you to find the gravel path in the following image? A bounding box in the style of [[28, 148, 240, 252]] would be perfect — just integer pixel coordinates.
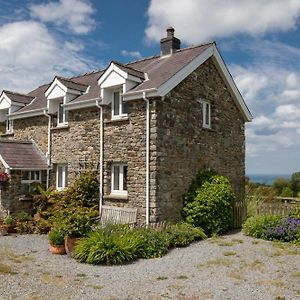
[[0, 231, 299, 300]]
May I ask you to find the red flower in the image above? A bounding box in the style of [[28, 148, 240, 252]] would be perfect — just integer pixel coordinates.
[[0, 172, 9, 183]]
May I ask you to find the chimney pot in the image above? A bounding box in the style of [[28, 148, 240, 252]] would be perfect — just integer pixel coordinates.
[[160, 27, 181, 56]]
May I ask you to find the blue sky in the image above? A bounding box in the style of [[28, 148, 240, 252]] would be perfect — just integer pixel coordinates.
[[1, 0, 300, 175]]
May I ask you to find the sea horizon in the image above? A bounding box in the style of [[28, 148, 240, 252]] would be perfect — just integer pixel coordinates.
[[247, 173, 291, 185]]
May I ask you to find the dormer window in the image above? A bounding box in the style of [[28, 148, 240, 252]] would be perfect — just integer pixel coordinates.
[[112, 90, 128, 119], [6, 119, 13, 133], [57, 102, 68, 126]]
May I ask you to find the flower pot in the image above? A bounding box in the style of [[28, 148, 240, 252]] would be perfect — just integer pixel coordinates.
[[64, 236, 80, 257], [49, 244, 66, 255], [0, 226, 8, 236]]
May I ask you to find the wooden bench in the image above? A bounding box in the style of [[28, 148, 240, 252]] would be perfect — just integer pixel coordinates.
[[99, 205, 137, 226]]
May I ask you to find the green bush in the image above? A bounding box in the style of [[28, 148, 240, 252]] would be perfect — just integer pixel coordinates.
[[51, 207, 98, 238], [166, 223, 207, 247], [3, 216, 15, 225], [74, 225, 142, 265], [242, 215, 281, 238], [14, 211, 32, 221], [290, 206, 300, 219], [136, 228, 169, 258], [48, 229, 64, 246], [183, 171, 234, 235]]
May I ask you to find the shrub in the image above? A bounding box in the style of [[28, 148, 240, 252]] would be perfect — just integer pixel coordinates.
[[74, 225, 142, 265], [183, 171, 234, 235], [290, 206, 300, 219], [3, 216, 15, 226], [136, 228, 169, 258], [14, 211, 32, 221], [242, 215, 281, 238], [166, 223, 207, 247], [48, 229, 64, 246], [264, 218, 300, 243], [51, 207, 98, 238]]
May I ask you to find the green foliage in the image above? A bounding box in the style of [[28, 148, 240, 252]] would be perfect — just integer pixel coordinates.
[[166, 223, 207, 247], [290, 171, 300, 197], [14, 211, 32, 221], [242, 215, 281, 238], [62, 171, 99, 207], [281, 186, 293, 197], [74, 223, 207, 265], [48, 229, 64, 246], [183, 171, 234, 235], [136, 228, 169, 258], [3, 216, 15, 225], [51, 207, 98, 238], [289, 206, 300, 219], [74, 225, 142, 265], [272, 178, 290, 195]]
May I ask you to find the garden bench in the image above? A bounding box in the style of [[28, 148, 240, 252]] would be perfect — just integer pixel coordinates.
[[99, 205, 137, 226]]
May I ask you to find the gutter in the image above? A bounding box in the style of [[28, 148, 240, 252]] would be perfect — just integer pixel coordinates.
[[95, 99, 103, 216], [43, 109, 51, 189], [142, 91, 150, 226]]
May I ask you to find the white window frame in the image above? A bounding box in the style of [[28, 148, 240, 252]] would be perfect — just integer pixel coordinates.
[[56, 164, 68, 190], [111, 163, 128, 195], [6, 119, 13, 134], [57, 102, 68, 126], [202, 101, 211, 129], [111, 90, 128, 119], [21, 170, 41, 184]]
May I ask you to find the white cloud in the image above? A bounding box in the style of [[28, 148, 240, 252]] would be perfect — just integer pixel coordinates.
[[30, 0, 95, 34], [0, 21, 98, 92], [121, 50, 142, 60], [274, 104, 300, 120], [146, 0, 300, 43]]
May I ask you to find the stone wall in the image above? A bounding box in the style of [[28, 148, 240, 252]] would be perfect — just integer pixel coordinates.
[[10, 116, 48, 154], [102, 100, 149, 223], [155, 57, 246, 222], [50, 108, 100, 186]]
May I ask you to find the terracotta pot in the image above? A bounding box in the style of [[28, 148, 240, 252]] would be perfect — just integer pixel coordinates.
[[0, 226, 8, 236], [64, 236, 80, 257], [49, 244, 66, 255]]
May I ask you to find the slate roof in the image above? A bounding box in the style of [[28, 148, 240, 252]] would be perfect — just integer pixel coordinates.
[[2, 90, 34, 104], [0, 140, 48, 170], [10, 43, 214, 114]]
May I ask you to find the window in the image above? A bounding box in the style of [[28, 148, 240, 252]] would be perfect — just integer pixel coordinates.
[[111, 163, 128, 195], [112, 91, 128, 118], [6, 119, 13, 133], [57, 102, 68, 126], [21, 170, 41, 183], [202, 101, 211, 129], [56, 164, 68, 190]]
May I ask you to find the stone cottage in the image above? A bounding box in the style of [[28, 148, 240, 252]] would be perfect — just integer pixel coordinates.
[[0, 28, 252, 224]]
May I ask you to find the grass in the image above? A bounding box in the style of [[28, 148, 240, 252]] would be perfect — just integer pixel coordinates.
[[76, 273, 87, 277], [227, 270, 244, 281], [87, 284, 104, 290], [0, 262, 17, 275], [198, 258, 233, 268], [174, 275, 188, 280], [217, 241, 235, 247], [239, 259, 265, 271], [292, 271, 300, 277], [255, 279, 287, 288], [41, 273, 66, 287], [156, 276, 168, 280], [223, 251, 236, 256]]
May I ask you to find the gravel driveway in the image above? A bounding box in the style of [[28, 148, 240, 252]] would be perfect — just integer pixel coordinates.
[[0, 230, 299, 300]]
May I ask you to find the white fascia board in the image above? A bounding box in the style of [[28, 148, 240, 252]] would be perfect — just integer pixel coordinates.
[[0, 154, 10, 170], [10, 108, 46, 120], [10, 167, 50, 171], [0, 93, 11, 109], [45, 78, 67, 98], [11, 102, 25, 107], [157, 46, 214, 96], [123, 88, 158, 101], [64, 98, 100, 111], [65, 88, 82, 96], [98, 63, 126, 85], [127, 74, 143, 83], [211, 45, 252, 122]]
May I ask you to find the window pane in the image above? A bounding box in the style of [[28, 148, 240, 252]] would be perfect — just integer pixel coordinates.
[[65, 166, 68, 187], [58, 103, 64, 124], [205, 103, 210, 125], [123, 165, 128, 191], [22, 171, 29, 181], [113, 92, 120, 116], [113, 165, 120, 190], [57, 166, 63, 188], [35, 171, 40, 181], [122, 99, 128, 114]]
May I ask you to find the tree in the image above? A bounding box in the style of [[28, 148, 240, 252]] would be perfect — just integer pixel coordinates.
[[281, 186, 293, 197], [290, 171, 300, 197], [272, 177, 290, 195]]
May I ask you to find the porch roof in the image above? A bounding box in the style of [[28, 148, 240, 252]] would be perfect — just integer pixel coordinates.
[[0, 140, 48, 170]]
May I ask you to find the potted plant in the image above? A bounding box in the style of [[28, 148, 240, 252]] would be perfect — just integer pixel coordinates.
[[3, 215, 16, 233], [0, 171, 9, 189], [48, 229, 66, 255]]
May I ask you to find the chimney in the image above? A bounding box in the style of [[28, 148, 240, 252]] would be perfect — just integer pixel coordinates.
[[160, 27, 181, 56]]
